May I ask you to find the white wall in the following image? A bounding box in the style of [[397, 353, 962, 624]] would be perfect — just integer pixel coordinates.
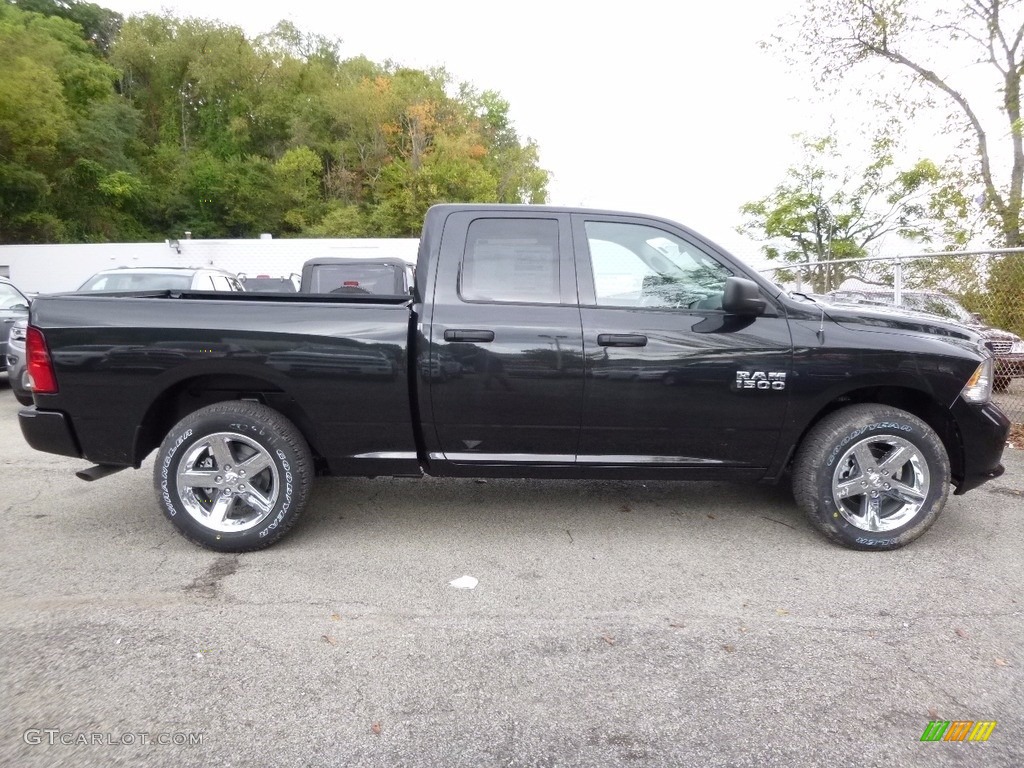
[[1, 237, 419, 293]]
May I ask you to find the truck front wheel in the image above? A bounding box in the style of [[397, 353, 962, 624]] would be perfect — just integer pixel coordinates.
[[153, 401, 313, 551], [792, 405, 950, 550]]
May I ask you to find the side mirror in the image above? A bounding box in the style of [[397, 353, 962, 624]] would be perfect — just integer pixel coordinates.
[[722, 276, 766, 316]]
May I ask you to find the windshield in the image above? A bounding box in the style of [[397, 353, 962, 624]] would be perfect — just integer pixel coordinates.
[[79, 273, 194, 292], [0, 282, 28, 309]]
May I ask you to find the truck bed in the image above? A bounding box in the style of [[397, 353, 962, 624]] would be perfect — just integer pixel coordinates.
[[29, 291, 420, 476]]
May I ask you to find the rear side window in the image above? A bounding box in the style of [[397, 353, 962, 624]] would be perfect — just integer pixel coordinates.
[[460, 218, 560, 304]]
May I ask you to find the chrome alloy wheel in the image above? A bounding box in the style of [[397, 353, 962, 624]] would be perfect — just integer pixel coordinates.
[[176, 431, 280, 533], [830, 435, 930, 532]]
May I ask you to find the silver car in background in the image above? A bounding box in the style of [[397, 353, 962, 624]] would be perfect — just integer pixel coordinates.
[[78, 266, 245, 292], [6, 317, 30, 405], [1, 278, 31, 403]]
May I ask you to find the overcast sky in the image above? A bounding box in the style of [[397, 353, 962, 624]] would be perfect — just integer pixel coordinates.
[[103, 0, 833, 266]]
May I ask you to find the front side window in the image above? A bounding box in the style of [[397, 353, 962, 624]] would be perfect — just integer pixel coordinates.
[[460, 218, 560, 304], [584, 221, 732, 310]]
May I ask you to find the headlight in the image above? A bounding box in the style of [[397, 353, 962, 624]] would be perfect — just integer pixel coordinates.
[[960, 358, 993, 403], [1011, 339, 1024, 354], [9, 323, 27, 342]]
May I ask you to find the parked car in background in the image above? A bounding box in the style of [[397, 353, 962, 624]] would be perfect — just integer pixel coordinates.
[[6, 318, 30, 405], [828, 289, 1024, 391], [78, 267, 245, 292], [238, 273, 300, 293], [1, 277, 30, 380]]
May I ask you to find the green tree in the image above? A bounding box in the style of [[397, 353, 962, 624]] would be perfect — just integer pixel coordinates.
[[738, 133, 969, 292], [0, 5, 550, 242], [274, 146, 323, 231], [784, 0, 1024, 249], [463, 88, 548, 203], [11, 0, 123, 54], [0, 0, 131, 241]]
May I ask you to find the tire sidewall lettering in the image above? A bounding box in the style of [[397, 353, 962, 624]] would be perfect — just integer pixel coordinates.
[[159, 428, 193, 517], [855, 536, 901, 547], [825, 421, 913, 468], [259, 450, 294, 538]]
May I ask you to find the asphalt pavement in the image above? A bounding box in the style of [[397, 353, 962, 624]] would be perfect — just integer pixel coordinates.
[[0, 376, 1021, 767]]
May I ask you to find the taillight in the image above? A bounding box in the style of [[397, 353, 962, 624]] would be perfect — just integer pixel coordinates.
[[26, 326, 58, 394]]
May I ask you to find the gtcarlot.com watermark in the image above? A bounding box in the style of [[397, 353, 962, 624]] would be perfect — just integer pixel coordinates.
[[24, 729, 205, 747]]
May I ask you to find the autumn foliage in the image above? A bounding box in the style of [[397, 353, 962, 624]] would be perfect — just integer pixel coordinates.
[[0, 1, 549, 243]]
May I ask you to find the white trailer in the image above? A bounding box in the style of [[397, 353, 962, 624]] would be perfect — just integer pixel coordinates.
[[0, 236, 419, 294]]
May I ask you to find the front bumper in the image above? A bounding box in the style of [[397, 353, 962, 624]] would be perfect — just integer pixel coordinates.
[[19, 407, 82, 459], [952, 399, 1010, 494]]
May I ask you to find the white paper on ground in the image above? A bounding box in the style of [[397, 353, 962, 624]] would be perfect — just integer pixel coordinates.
[[449, 575, 479, 590]]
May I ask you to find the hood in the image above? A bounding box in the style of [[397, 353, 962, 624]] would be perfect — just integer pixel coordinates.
[[979, 325, 1023, 343], [822, 302, 978, 342], [0, 309, 25, 346], [823, 298, 1023, 345], [0, 304, 28, 317], [0, 305, 28, 335]]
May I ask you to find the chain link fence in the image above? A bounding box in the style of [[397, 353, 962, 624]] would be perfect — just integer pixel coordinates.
[[761, 249, 1024, 427]]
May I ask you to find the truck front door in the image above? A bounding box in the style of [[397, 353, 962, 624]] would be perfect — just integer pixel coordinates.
[[425, 211, 584, 467], [572, 214, 792, 475]]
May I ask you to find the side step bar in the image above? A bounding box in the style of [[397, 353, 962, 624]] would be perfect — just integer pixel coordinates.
[[76, 464, 128, 482]]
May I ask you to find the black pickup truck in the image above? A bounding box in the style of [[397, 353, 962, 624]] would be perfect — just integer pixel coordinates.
[[18, 205, 1009, 552]]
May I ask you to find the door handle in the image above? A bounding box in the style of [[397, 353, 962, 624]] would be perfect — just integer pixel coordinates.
[[597, 333, 647, 347], [444, 329, 495, 343]]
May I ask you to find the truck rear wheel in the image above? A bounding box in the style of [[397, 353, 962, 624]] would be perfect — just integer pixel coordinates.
[[792, 404, 950, 550], [154, 401, 313, 551]]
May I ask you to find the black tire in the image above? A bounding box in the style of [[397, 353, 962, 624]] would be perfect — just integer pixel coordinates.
[[792, 404, 950, 551], [154, 401, 313, 551]]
